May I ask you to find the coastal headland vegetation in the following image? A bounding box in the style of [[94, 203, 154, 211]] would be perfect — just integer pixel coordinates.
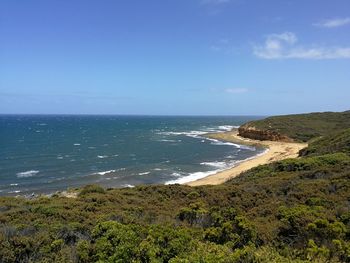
[[1, 111, 350, 262]]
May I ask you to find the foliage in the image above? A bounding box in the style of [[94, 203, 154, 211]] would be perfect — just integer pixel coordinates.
[[300, 128, 350, 157], [243, 110, 350, 142], [1, 112, 350, 262]]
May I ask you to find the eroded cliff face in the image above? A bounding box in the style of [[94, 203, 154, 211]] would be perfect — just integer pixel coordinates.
[[238, 125, 293, 142]]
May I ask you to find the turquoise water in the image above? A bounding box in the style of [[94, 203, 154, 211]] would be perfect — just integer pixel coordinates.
[[0, 115, 263, 196]]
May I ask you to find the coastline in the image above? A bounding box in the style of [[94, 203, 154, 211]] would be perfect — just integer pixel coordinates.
[[186, 130, 307, 186]]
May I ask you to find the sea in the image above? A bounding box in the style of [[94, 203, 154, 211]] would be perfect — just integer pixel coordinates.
[[0, 115, 264, 196]]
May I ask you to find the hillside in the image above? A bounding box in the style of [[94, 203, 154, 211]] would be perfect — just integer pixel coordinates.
[[300, 128, 350, 157], [238, 110, 350, 142], [0, 111, 350, 262]]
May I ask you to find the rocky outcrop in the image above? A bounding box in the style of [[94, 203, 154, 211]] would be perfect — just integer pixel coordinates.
[[238, 125, 293, 142]]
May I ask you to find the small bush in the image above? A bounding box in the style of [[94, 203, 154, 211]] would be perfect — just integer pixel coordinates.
[[78, 184, 105, 196]]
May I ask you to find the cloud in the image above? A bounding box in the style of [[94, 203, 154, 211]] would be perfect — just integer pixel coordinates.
[[225, 88, 248, 94], [253, 32, 350, 59], [314, 17, 350, 28]]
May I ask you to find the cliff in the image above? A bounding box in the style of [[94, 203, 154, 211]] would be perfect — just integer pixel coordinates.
[[238, 124, 293, 142]]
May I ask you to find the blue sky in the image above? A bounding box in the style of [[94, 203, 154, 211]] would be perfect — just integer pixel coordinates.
[[1, 0, 350, 115]]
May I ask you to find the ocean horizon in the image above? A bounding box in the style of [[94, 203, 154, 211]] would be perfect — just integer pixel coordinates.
[[0, 115, 264, 196]]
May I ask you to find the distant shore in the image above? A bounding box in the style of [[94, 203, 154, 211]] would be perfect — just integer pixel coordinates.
[[186, 130, 307, 186]]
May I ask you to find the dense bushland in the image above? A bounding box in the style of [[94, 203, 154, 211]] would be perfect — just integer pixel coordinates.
[[242, 110, 350, 142], [1, 112, 350, 262]]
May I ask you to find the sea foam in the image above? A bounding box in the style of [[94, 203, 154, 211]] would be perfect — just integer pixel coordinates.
[[17, 170, 39, 178], [165, 170, 219, 185], [96, 170, 116, 176], [200, 161, 228, 169], [138, 171, 151, 175]]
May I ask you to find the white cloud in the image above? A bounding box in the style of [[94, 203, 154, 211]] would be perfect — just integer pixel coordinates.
[[314, 17, 350, 28], [253, 32, 350, 59], [225, 88, 248, 94]]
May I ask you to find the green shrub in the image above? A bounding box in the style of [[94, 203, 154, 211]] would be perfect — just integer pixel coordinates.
[[78, 184, 105, 196]]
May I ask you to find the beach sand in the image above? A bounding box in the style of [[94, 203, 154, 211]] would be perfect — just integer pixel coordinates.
[[186, 130, 307, 186]]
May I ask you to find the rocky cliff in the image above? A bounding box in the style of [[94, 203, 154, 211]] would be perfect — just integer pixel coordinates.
[[238, 125, 293, 142]]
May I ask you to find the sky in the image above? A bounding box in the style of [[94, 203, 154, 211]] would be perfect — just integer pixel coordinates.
[[1, 0, 350, 115]]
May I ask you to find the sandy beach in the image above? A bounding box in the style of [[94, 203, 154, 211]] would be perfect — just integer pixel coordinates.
[[186, 130, 307, 186]]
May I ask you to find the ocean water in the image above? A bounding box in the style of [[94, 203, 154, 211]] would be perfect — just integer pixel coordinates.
[[0, 115, 264, 196]]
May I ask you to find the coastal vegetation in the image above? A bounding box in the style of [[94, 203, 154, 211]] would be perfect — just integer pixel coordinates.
[[1, 111, 350, 262], [239, 110, 350, 142]]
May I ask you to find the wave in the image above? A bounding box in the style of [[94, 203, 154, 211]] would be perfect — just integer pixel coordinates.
[[156, 125, 251, 150], [166, 148, 269, 185], [17, 170, 39, 178], [200, 161, 228, 169], [138, 171, 150, 175], [73, 143, 81, 146], [121, 184, 135, 188], [97, 155, 108, 159], [96, 170, 116, 176], [8, 190, 21, 194], [157, 130, 207, 138], [218, 125, 239, 131], [158, 139, 177, 142], [205, 138, 255, 151], [165, 170, 219, 185], [239, 145, 256, 151]]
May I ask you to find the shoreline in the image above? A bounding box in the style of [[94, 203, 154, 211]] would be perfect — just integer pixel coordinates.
[[6, 128, 307, 199], [186, 130, 307, 186]]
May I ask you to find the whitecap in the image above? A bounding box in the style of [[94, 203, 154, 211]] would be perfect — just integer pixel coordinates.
[[17, 170, 39, 178], [96, 170, 116, 176], [210, 141, 241, 147], [138, 171, 150, 175], [121, 184, 135, 188], [239, 145, 256, 151], [159, 139, 177, 142], [200, 161, 227, 169], [73, 143, 81, 146], [10, 183, 18, 186], [97, 155, 108, 159], [166, 170, 219, 185], [218, 125, 238, 131], [157, 130, 207, 138], [8, 190, 21, 194], [170, 172, 183, 177], [165, 148, 268, 185]]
